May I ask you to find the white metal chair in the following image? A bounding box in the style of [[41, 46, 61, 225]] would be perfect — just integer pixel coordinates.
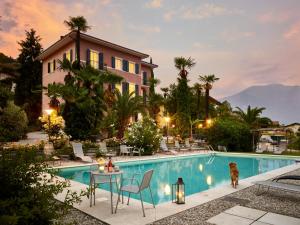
[[175, 140, 188, 151], [115, 170, 155, 217], [120, 145, 131, 156], [71, 142, 93, 162], [132, 146, 144, 156], [160, 139, 177, 154]]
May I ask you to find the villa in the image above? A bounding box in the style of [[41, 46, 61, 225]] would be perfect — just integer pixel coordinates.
[[37, 31, 158, 111]]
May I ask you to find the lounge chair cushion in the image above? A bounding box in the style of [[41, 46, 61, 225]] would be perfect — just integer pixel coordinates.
[[255, 181, 300, 193]]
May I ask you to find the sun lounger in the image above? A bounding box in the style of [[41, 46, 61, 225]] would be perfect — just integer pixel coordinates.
[[71, 142, 93, 163], [254, 180, 300, 195], [160, 140, 177, 154], [185, 139, 203, 151]]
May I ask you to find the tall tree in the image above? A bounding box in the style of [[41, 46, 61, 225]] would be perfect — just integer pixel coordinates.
[[199, 74, 219, 121], [174, 57, 195, 79], [234, 105, 266, 128], [14, 29, 42, 125], [64, 16, 90, 69], [193, 83, 203, 119]]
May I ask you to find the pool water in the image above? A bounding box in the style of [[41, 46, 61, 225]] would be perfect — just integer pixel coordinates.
[[58, 154, 294, 205]]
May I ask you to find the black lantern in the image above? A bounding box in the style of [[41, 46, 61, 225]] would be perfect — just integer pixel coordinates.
[[172, 177, 185, 204]]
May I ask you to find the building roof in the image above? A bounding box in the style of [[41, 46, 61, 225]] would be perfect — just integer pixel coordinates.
[[37, 31, 149, 60], [141, 61, 158, 68], [285, 122, 300, 127]]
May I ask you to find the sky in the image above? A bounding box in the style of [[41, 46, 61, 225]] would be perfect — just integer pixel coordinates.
[[1, 0, 300, 99]]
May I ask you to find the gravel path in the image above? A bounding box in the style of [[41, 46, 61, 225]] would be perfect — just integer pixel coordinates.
[[59, 169, 300, 225]]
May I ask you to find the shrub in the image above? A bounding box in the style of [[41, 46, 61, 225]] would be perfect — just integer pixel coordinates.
[[0, 147, 87, 225], [0, 101, 28, 142], [125, 117, 162, 155], [39, 111, 65, 142], [288, 136, 300, 150], [206, 118, 252, 152]]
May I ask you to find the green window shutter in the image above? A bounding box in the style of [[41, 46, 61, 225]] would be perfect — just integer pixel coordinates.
[[143, 72, 147, 85], [122, 59, 126, 71], [48, 62, 50, 73], [99, 53, 104, 70], [70, 49, 73, 62], [111, 83, 115, 91], [53, 59, 56, 71], [111, 56, 115, 68], [86, 49, 90, 65], [135, 84, 139, 96], [135, 63, 139, 74], [63, 53, 66, 61]]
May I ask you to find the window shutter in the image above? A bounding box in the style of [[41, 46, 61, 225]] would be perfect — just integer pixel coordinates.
[[99, 52, 104, 70], [111, 56, 115, 68], [135, 84, 139, 96], [122, 82, 126, 94], [111, 83, 115, 91], [143, 72, 147, 85], [86, 49, 90, 65], [135, 63, 139, 74], [53, 59, 56, 71], [122, 59, 126, 71], [48, 62, 50, 73], [126, 61, 129, 72], [70, 49, 73, 62], [63, 53, 66, 61]]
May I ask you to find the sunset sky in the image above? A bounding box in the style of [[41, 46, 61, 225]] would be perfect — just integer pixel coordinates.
[[1, 0, 300, 98]]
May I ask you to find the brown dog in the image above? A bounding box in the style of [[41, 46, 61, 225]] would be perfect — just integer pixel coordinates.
[[229, 162, 239, 188]]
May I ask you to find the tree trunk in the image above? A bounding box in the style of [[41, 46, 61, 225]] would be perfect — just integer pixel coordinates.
[[76, 30, 80, 69], [205, 88, 209, 120], [196, 89, 200, 119]]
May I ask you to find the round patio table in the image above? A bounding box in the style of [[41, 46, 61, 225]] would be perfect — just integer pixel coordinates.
[[90, 170, 123, 214]]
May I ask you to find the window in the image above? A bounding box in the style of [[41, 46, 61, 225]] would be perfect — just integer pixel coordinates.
[[142, 72, 148, 85], [66, 51, 71, 61], [115, 83, 122, 93], [90, 50, 99, 69], [115, 58, 122, 70], [129, 83, 135, 96], [48, 60, 55, 73], [129, 62, 135, 73]]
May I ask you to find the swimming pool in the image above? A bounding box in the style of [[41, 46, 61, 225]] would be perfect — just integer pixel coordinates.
[[58, 154, 295, 205]]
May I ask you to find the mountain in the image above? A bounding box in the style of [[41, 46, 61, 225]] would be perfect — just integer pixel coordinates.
[[222, 84, 300, 125]]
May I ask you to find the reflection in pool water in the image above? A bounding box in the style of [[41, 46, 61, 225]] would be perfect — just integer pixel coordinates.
[[58, 155, 294, 205]]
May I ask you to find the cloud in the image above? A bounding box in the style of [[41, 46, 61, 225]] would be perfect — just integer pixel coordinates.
[[145, 0, 162, 9], [284, 22, 300, 39], [182, 3, 243, 20], [257, 11, 291, 24], [221, 30, 255, 42], [163, 10, 176, 22], [128, 24, 160, 33]]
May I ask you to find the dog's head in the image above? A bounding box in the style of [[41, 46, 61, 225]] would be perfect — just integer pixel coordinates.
[[229, 162, 237, 169]]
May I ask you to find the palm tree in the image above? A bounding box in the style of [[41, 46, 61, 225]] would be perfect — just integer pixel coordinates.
[[160, 87, 169, 99], [193, 83, 202, 119], [234, 105, 266, 128], [149, 77, 160, 95], [174, 57, 195, 79], [113, 91, 144, 138], [199, 74, 219, 120], [64, 16, 90, 69], [44, 83, 63, 112]]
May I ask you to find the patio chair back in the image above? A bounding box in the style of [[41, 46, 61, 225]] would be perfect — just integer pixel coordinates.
[[120, 145, 130, 154], [160, 139, 168, 151], [100, 142, 108, 152], [175, 140, 180, 149], [71, 142, 84, 157], [185, 139, 191, 147], [139, 169, 154, 191]]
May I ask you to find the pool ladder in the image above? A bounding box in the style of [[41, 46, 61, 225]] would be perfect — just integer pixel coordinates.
[[206, 145, 216, 164]]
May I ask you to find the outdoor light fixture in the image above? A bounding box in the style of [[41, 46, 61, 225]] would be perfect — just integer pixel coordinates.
[[206, 119, 212, 126], [45, 109, 54, 115], [198, 123, 203, 128], [172, 177, 185, 204]]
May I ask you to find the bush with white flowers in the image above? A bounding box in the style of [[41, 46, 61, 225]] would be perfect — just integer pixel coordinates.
[[125, 117, 162, 155]]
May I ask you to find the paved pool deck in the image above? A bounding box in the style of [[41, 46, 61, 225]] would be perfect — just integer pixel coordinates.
[[55, 152, 300, 225]]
